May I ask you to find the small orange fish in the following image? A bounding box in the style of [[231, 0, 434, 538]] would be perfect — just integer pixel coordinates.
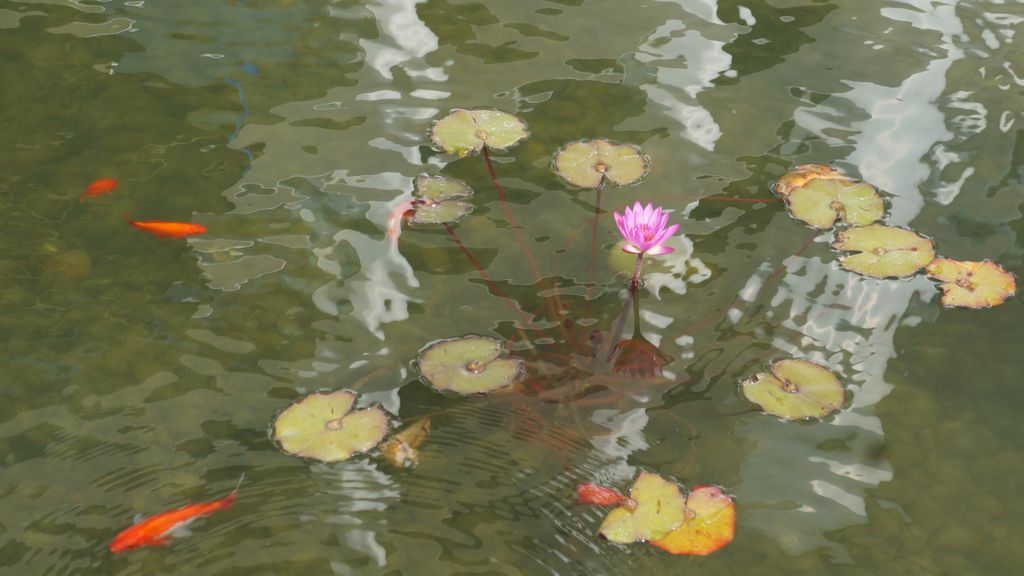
[[124, 215, 207, 238], [81, 178, 118, 202], [110, 474, 244, 553]]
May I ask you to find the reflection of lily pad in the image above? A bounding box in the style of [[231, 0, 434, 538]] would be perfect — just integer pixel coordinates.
[[742, 359, 844, 420], [773, 164, 848, 197], [430, 109, 528, 157], [380, 418, 431, 468], [418, 336, 524, 394], [554, 139, 649, 188], [273, 391, 389, 462], [598, 472, 685, 544], [833, 224, 935, 278], [925, 259, 1017, 309], [650, 485, 736, 556], [786, 178, 884, 229]]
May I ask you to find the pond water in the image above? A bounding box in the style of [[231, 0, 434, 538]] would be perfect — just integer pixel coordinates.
[[2, 0, 1022, 574]]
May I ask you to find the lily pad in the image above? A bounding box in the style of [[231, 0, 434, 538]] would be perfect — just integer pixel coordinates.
[[741, 359, 844, 420], [273, 390, 389, 462], [598, 471, 685, 544], [650, 485, 736, 556], [833, 224, 935, 278], [786, 178, 884, 229], [380, 418, 431, 468], [925, 259, 1017, 309], [773, 164, 848, 197], [553, 139, 649, 189], [409, 201, 473, 225], [418, 336, 525, 395], [430, 109, 528, 157], [415, 175, 472, 201]]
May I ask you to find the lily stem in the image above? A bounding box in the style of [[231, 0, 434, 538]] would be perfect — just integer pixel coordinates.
[[630, 253, 644, 291], [481, 145, 572, 347]]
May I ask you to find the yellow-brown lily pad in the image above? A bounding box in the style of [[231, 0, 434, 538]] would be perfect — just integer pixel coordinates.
[[650, 485, 736, 556], [925, 259, 1017, 309], [273, 390, 389, 462], [418, 336, 524, 395], [741, 359, 844, 420], [773, 164, 849, 197], [553, 139, 649, 189], [430, 109, 528, 157], [786, 178, 884, 229], [598, 471, 686, 544], [833, 224, 935, 278]]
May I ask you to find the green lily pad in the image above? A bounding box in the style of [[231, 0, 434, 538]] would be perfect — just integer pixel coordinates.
[[925, 258, 1017, 309], [430, 109, 528, 157], [773, 164, 848, 197], [415, 175, 473, 201], [599, 471, 686, 543], [418, 336, 525, 395], [786, 178, 884, 229], [409, 201, 474, 225], [408, 175, 474, 225], [273, 390, 389, 462], [553, 139, 649, 189], [833, 224, 935, 278], [741, 359, 844, 420]]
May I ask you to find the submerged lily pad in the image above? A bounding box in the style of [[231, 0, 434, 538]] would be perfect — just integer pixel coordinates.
[[773, 164, 848, 197], [415, 174, 472, 201], [380, 418, 431, 468], [273, 390, 389, 462], [418, 336, 524, 395], [553, 139, 649, 189], [406, 175, 475, 225], [650, 485, 736, 556], [430, 109, 528, 157], [786, 178, 884, 229], [925, 259, 1017, 309], [833, 224, 935, 278], [598, 472, 685, 544], [741, 359, 844, 420]]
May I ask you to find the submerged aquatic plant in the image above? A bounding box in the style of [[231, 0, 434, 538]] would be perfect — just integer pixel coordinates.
[[614, 201, 679, 289]]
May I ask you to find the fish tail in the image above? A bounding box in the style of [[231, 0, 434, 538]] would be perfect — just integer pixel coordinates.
[[233, 472, 246, 492]]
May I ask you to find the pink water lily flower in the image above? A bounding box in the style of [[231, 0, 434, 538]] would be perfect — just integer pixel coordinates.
[[614, 202, 679, 256]]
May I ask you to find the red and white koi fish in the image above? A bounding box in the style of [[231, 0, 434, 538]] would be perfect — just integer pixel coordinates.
[[80, 178, 118, 202], [123, 215, 207, 238], [109, 474, 244, 553]]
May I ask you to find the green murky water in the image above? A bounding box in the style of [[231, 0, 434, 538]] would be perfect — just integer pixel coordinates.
[[2, 0, 1022, 574]]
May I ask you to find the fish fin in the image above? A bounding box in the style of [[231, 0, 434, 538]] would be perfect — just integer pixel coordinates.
[[234, 472, 246, 491], [153, 536, 172, 546], [166, 522, 193, 538], [133, 513, 144, 524]]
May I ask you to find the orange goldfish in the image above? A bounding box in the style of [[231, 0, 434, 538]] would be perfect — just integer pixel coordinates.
[[109, 474, 244, 553], [124, 215, 207, 238], [80, 178, 118, 202]]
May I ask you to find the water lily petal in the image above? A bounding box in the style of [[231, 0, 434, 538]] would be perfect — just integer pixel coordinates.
[[645, 244, 674, 256], [622, 243, 644, 254]]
